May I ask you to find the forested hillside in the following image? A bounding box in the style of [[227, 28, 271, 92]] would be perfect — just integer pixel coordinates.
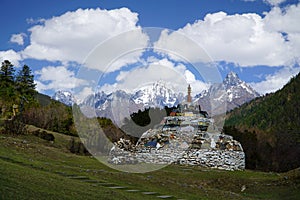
[[224, 72, 300, 172], [0, 60, 135, 150], [0, 60, 76, 136]]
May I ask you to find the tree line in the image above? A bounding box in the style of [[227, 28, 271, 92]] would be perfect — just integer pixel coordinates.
[[0, 60, 77, 136], [121, 106, 175, 138], [0, 60, 36, 119], [224, 72, 300, 172]]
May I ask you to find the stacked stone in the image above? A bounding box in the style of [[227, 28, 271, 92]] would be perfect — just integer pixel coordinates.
[[109, 144, 245, 171], [108, 116, 246, 170], [179, 149, 245, 170]]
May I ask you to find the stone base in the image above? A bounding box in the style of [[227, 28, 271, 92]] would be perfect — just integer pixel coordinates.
[[109, 148, 245, 171]]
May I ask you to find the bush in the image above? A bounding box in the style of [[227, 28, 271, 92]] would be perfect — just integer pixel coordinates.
[[68, 137, 90, 155], [2, 116, 27, 135], [32, 129, 55, 141]]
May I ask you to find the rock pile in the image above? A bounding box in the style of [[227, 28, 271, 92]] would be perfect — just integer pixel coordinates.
[[108, 112, 245, 171], [179, 149, 245, 170]]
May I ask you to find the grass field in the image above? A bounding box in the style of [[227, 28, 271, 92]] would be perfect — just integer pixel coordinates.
[[0, 127, 299, 200]]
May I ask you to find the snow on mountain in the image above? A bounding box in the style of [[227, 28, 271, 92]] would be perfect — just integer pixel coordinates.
[[84, 91, 108, 109], [223, 71, 243, 87], [223, 72, 258, 101], [52, 90, 75, 106], [132, 81, 183, 108], [82, 90, 141, 126], [79, 81, 184, 125], [195, 71, 260, 115], [54, 73, 259, 120]]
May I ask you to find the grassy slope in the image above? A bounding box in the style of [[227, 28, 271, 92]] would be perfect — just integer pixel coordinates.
[[0, 129, 299, 200]]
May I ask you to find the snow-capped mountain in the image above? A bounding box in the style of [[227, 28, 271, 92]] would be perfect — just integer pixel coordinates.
[[223, 71, 259, 103], [132, 81, 184, 108], [195, 71, 260, 115], [83, 91, 108, 109], [82, 90, 141, 126], [54, 72, 259, 120], [52, 90, 75, 106], [80, 81, 184, 125]]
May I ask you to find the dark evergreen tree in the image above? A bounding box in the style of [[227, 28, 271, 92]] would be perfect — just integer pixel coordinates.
[[0, 60, 37, 119], [0, 60, 16, 101], [0, 60, 15, 85], [15, 64, 36, 99], [224, 72, 300, 172], [121, 107, 173, 138]]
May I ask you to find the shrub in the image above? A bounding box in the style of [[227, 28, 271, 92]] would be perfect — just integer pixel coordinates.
[[2, 116, 27, 135]]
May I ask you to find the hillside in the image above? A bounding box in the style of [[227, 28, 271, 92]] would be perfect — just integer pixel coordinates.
[[1, 132, 299, 200], [1, 60, 300, 199], [224, 72, 300, 172]]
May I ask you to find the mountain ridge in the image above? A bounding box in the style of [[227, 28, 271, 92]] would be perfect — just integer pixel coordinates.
[[194, 71, 260, 115], [52, 90, 75, 106], [54, 71, 260, 121]]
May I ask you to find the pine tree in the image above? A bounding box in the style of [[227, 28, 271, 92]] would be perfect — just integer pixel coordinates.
[[15, 64, 36, 99], [0, 61, 37, 118], [0, 60, 15, 85], [0, 60, 16, 102]]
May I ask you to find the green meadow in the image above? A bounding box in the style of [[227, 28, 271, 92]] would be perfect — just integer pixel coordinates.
[[1, 127, 299, 200]]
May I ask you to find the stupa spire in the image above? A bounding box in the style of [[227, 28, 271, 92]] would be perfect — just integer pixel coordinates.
[[187, 84, 192, 103]]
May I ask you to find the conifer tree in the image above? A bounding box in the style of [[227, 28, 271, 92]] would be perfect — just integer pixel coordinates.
[[0, 60, 16, 101], [15, 64, 36, 99], [0, 60, 15, 87]]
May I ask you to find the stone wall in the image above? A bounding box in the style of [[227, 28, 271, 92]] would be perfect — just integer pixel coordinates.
[[179, 149, 245, 170], [109, 147, 245, 171]]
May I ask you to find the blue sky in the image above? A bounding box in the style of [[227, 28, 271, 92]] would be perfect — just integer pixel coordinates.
[[1, 0, 300, 99]]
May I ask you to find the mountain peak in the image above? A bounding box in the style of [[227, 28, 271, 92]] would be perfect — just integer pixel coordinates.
[[195, 71, 260, 114], [227, 71, 238, 77], [223, 71, 242, 86], [132, 81, 182, 108], [52, 90, 75, 106], [149, 80, 170, 91]]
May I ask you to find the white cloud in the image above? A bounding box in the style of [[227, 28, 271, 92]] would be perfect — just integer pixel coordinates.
[[98, 83, 118, 94], [250, 66, 300, 94], [84, 30, 148, 73], [100, 59, 188, 93], [154, 29, 212, 63], [242, 0, 287, 6], [154, 5, 300, 67], [264, 0, 287, 6], [26, 17, 46, 24], [0, 50, 22, 66], [35, 66, 87, 92], [99, 58, 209, 95], [22, 8, 148, 71], [10, 33, 26, 45], [264, 4, 300, 35], [264, 4, 300, 64], [74, 87, 94, 103]]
